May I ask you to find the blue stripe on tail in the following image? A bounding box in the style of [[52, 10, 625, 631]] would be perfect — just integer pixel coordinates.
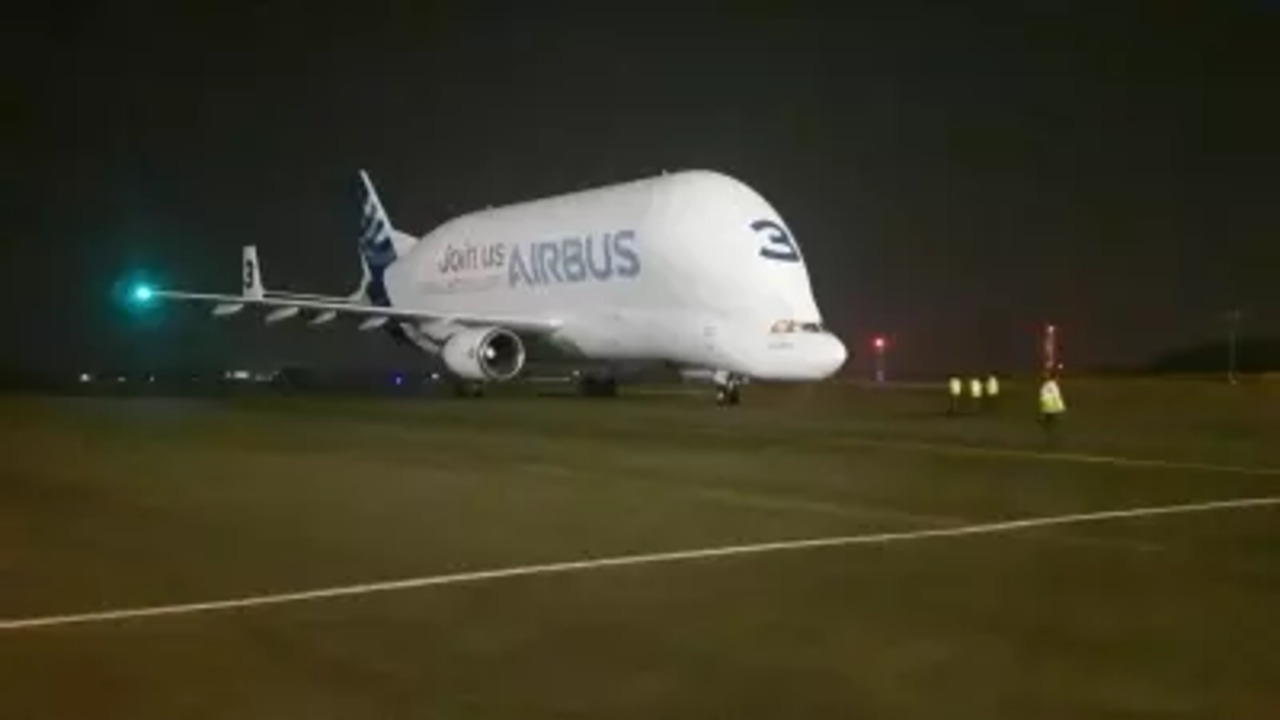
[[355, 170, 397, 309], [354, 171, 413, 348]]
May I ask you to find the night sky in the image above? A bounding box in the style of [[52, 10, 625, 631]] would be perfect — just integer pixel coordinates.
[[8, 2, 1278, 377]]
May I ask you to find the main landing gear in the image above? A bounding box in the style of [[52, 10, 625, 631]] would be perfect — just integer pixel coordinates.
[[452, 381, 485, 398], [576, 372, 619, 398], [714, 376, 743, 406]]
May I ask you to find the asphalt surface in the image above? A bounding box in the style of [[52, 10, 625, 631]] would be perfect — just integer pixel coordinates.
[[2, 381, 1277, 718]]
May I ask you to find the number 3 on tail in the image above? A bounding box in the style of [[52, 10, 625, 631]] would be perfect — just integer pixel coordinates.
[[752, 219, 801, 263], [243, 258, 256, 290]]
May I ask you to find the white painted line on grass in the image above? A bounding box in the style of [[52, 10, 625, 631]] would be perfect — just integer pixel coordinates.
[[836, 437, 1280, 476], [2, 496, 1276, 632]]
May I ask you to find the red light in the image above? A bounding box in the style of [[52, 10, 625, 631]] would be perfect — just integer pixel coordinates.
[[873, 336, 886, 350]]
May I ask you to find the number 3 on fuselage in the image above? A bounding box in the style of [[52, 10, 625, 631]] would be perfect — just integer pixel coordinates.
[[752, 219, 802, 263]]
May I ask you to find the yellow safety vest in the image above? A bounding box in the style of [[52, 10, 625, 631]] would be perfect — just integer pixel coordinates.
[[969, 378, 983, 398], [949, 377, 962, 396], [986, 376, 999, 396], [1039, 380, 1066, 414]]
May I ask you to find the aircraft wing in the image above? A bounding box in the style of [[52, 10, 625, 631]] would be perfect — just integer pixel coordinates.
[[128, 244, 563, 335], [149, 289, 563, 334]]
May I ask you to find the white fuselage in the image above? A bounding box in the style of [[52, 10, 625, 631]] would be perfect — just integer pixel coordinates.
[[381, 170, 847, 381]]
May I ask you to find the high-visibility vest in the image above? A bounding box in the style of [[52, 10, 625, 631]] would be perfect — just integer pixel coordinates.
[[969, 378, 983, 398], [1039, 380, 1066, 414], [986, 376, 999, 396], [949, 377, 962, 396]]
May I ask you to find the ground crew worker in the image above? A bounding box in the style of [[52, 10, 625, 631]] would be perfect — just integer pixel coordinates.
[[947, 375, 962, 415], [985, 374, 1000, 410], [1039, 376, 1066, 444], [969, 376, 984, 412]]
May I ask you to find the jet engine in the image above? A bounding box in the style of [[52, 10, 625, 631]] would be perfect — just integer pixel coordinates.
[[440, 326, 526, 382]]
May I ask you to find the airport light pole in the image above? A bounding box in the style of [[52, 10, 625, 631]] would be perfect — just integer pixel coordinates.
[[872, 335, 887, 383]]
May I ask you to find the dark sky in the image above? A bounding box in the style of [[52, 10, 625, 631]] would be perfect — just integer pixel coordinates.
[[7, 1, 1278, 376]]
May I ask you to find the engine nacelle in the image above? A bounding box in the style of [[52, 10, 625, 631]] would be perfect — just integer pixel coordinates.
[[440, 326, 526, 382]]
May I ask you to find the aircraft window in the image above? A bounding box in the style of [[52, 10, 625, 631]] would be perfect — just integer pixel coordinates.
[[772, 320, 826, 334]]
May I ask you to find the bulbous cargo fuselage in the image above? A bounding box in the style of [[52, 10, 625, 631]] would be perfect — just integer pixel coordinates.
[[382, 170, 847, 381]]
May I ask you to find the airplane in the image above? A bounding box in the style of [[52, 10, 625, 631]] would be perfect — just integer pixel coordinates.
[[127, 169, 848, 405]]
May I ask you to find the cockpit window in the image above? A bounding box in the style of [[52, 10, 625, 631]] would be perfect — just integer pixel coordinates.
[[771, 320, 826, 334]]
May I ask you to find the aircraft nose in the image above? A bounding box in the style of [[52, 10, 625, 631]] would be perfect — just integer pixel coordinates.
[[818, 333, 849, 376], [738, 330, 851, 382]]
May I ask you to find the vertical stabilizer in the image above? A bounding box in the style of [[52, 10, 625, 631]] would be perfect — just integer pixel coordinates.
[[242, 245, 264, 300], [356, 169, 416, 306]]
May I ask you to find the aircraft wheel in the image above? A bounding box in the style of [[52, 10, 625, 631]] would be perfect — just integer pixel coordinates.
[[578, 374, 619, 398], [716, 382, 742, 406]]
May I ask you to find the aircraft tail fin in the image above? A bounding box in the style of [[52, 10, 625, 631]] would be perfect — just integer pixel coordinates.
[[355, 169, 416, 305], [242, 245, 265, 300], [356, 169, 415, 268]]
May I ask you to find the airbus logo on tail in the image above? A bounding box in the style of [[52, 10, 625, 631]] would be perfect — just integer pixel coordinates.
[[752, 219, 801, 263], [357, 184, 397, 269]]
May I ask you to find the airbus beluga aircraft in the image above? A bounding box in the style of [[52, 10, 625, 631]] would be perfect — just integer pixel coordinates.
[[133, 169, 848, 405]]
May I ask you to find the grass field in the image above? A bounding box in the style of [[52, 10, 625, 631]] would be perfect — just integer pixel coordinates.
[[1, 379, 1278, 719]]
